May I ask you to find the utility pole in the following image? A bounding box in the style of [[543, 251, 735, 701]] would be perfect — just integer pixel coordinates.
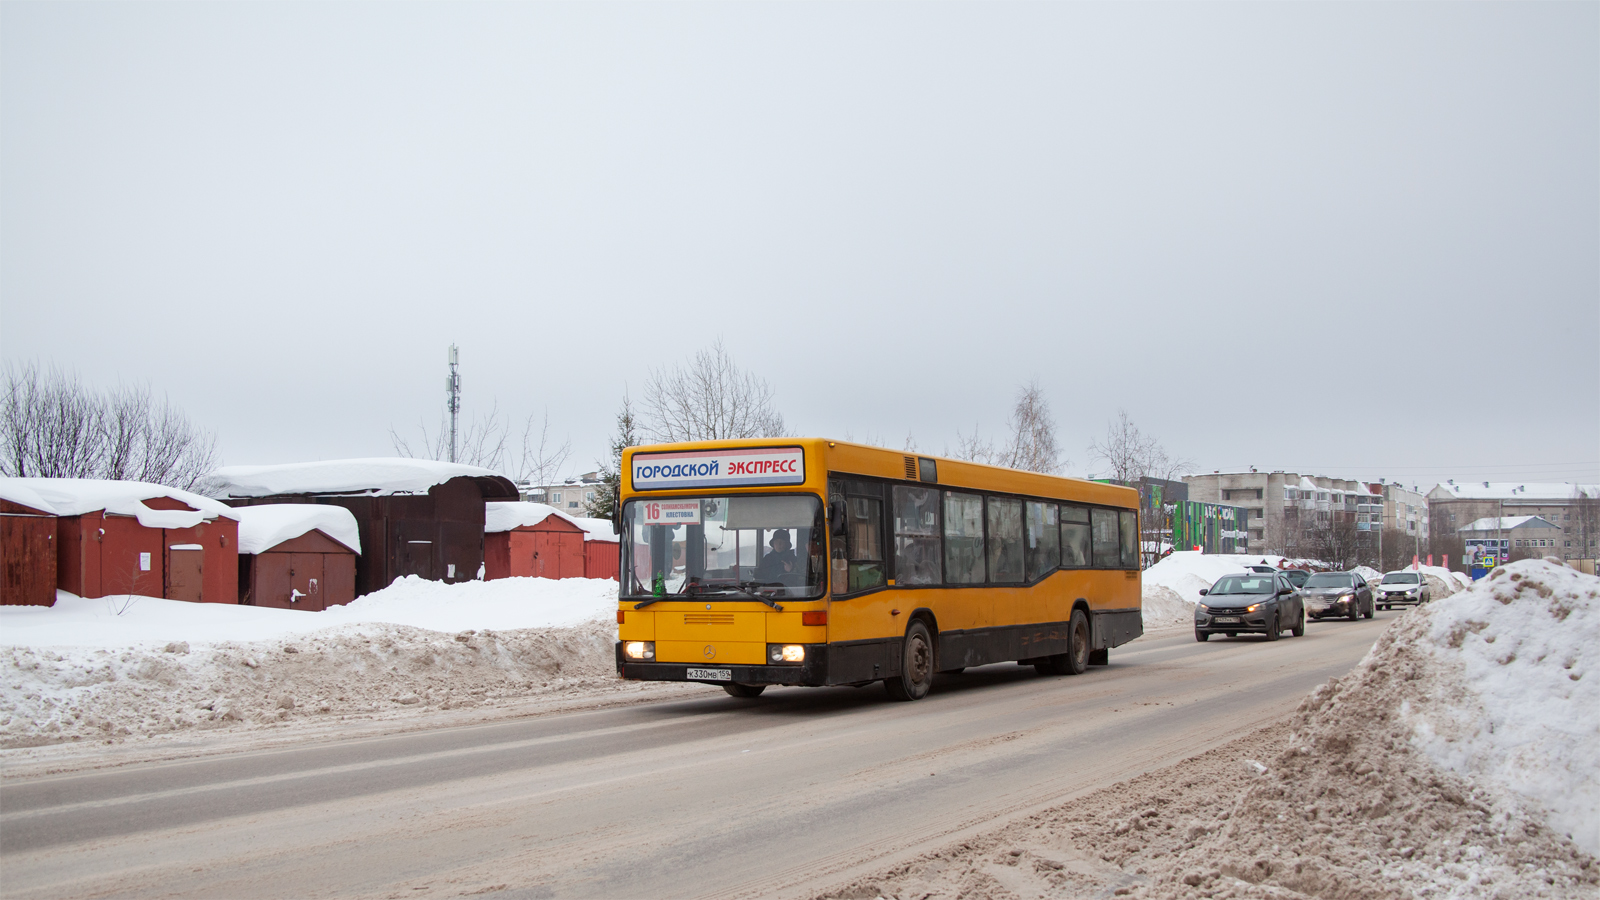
[[446, 344, 461, 463]]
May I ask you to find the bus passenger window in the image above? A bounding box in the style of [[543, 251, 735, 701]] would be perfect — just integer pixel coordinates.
[[1061, 505, 1090, 567], [1119, 510, 1139, 569], [943, 491, 986, 583], [987, 497, 1024, 583], [893, 485, 941, 585], [848, 497, 886, 591], [1025, 502, 1059, 581], [1091, 508, 1120, 568]]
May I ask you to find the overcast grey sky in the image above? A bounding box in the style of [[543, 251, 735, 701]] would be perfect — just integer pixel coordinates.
[[3, 2, 1596, 490]]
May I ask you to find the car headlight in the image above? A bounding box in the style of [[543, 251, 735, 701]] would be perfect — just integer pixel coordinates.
[[1339, 593, 1354, 603], [623, 641, 655, 660], [768, 644, 805, 664], [1245, 603, 1261, 613]]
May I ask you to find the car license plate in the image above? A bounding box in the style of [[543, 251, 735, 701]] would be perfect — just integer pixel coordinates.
[[1212, 616, 1242, 624], [686, 667, 732, 681]]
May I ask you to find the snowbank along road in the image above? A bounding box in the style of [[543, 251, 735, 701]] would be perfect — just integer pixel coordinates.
[[2, 613, 1398, 899]]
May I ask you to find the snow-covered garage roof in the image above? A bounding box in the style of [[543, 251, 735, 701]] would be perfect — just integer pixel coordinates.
[[0, 478, 239, 529], [233, 504, 361, 555], [486, 501, 618, 542], [203, 458, 518, 500]]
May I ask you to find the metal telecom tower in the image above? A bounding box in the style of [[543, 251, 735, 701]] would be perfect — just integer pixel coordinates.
[[446, 345, 461, 463]]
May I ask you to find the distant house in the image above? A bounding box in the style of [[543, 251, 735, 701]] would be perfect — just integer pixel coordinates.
[[484, 501, 619, 581], [204, 458, 517, 598], [0, 481, 59, 606], [234, 505, 361, 610], [0, 478, 240, 605], [1458, 515, 1563, 563], [517, 472, 604, 513]]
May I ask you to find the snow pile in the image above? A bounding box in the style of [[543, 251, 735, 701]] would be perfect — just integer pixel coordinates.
[[234, 504, 361, 554], [1409, 560, 1599, 856], [203, 458, 511, 498], [0, 577, 616, 650], [1143, 552, 1249, 608], [1122, 559, 1600, 898], [0, 577, 623, 748], [0, 477, 237, 528], [1353, 565, 1381, 583]]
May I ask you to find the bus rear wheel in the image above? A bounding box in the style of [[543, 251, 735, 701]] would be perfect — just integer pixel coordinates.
[[1038, 608, 1090, 676], [723, 683, 765, 698], [884, 620, 935, 701]]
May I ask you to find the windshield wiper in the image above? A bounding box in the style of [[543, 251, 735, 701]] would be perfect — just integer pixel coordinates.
[[632, 587, 785, 611]]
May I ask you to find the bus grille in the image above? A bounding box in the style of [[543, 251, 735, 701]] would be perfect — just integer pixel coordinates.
[[904, 456, 917, 479], [684, 613, 736, 626]]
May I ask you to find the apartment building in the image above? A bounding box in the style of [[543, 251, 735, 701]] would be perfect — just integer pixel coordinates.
[[1428, 482, 1600, 562], [1182, 471, 1378, 556]]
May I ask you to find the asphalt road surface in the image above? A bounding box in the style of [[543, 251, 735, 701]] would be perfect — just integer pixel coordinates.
[[0, 612, 1401, 899]]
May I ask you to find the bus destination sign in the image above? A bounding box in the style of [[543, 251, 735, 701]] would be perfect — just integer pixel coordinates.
[[631, 446, 805, 491]]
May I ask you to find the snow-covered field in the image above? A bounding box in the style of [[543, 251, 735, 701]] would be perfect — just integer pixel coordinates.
[[0, 577, 622, 748]]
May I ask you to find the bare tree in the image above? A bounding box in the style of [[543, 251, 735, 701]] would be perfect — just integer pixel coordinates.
[[944, 382, 1064, 474], [516, 409, 572, 488], [392, 404, 570, 485], [1304, 514, 1360, 569], [639, 339, 785, 442], [996, 381, 1062, 474], [1, 361, 218, 490], [946, 424, 997, 465], [391, 405, 510, 471]]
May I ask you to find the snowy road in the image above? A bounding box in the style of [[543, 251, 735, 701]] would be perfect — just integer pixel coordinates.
[[0, 613, 1401, 899]]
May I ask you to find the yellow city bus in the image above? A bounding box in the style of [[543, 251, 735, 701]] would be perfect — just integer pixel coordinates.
[[615, 438, 1142, 700]]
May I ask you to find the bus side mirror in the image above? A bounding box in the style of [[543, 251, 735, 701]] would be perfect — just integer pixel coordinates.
[[830, 499, 849, 538]]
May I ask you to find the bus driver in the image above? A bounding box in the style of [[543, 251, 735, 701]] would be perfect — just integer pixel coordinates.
[[753, 529, 798, 583]]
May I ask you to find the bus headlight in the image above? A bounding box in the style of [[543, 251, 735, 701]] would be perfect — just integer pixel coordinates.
[[624, 641, 655, 661], [768, 644, 805, 664]]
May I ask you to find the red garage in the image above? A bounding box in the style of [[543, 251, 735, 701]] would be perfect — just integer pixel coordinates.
[[0, 481, 58, 607], [485, 502, 619, 581], [206, 459, 517, 597], [4, 479, 239, 605], [234, 505, 360, 611]]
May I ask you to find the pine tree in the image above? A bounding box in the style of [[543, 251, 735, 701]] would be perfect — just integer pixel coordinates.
[[585, 396, 638, 520]]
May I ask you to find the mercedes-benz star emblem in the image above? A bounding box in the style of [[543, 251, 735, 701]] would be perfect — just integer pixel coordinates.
[[703, 645, 716, 660]]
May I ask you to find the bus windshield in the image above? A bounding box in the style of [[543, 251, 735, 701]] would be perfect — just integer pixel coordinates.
[[621, 494, 826, 600]]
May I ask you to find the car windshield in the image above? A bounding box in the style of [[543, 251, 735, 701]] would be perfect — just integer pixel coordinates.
[[1381, 573, 1421, 584], [1210, 575, 1277, 595], [1304, 573, 1353, 588], [621, 494, 825, 600]]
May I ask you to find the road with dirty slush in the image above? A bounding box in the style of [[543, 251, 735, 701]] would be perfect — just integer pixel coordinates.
[[0, 613, 1400, 899]]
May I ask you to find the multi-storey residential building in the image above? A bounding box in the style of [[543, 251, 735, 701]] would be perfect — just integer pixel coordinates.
[[1428, 482, 1600, 563], [1182, 471, 1378, 558]]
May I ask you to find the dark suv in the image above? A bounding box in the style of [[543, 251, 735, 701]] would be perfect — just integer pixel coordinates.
[[1195, 572, 1305, 642]]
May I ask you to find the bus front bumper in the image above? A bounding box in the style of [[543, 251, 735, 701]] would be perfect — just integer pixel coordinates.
[[616, 642, 830, 687]]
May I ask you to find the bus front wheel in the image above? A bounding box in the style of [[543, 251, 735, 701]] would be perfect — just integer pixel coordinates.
[[884, 620, 935, 701], [723, 683, 766, 698]]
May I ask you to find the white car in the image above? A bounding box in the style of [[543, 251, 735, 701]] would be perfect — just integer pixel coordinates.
[[1377, 571, 1431, 609]]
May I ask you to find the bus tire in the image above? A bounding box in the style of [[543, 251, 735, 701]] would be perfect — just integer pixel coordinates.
[[723, 683, 765, 698], [1040, 608, 1091, 676], [884, 620, 935, 701]]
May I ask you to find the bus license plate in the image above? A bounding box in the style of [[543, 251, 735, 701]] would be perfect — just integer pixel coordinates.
[[1213, 616, 1241, 624], [686, 667, 731, 681]]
